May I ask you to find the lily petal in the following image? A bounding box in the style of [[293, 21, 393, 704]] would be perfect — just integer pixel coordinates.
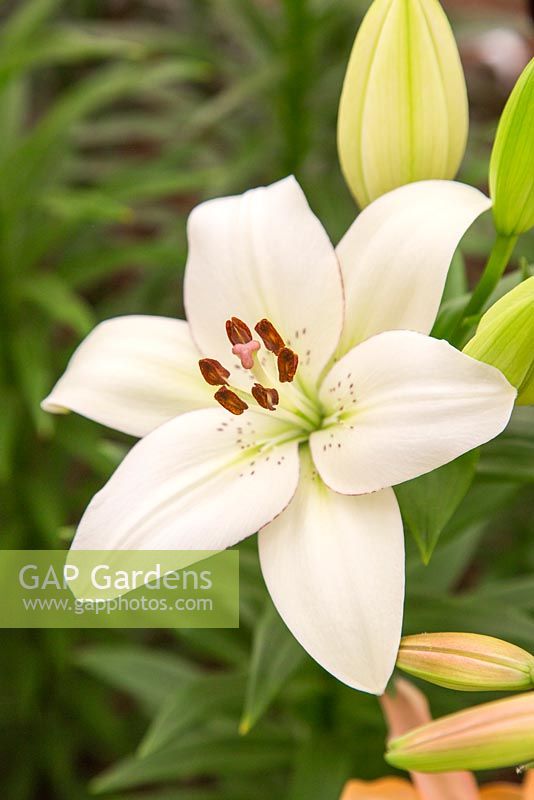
[[310, 330, 516, 495], [71, 408, 300, 550], [336, 181, 491, 355], [479, 786, 524, 799], [184, 176, 344, 393], [340, 778, 418, 799], [42, 316, 213, 437], [259, 453, 404, 694], [525, 771, 534, 799]]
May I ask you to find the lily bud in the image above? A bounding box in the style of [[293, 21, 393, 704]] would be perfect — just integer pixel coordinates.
[[397, 632, 534, 692], [386, 692, 534, 772], [464, 277, 534, 405], [490, 58, 534, 236], [338, 0, 468, 208]]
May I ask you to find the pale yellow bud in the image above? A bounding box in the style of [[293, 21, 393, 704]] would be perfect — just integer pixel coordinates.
[[338, 0, 468, 208]]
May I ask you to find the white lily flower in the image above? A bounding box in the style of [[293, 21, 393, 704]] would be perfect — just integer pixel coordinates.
[[43, 177, 516, 694]]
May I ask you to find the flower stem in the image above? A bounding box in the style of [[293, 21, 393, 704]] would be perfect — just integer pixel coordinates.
[[452, 233, 517, 346]]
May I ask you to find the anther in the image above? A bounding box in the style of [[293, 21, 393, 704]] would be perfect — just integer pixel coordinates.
[[232, 340, 260, 369], [277, 347, 298, 382], [214, 386, 248, 415], [254, 319, 285, 355], [226, 317, 252, 346], [199, 358, 230, 386], [251, 383, 279, 411]]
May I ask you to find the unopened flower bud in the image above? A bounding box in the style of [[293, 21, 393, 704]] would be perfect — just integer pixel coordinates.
[[464, 277, 534, 405], [490, 58, 534, 236], [386, 692, 534, 772], [397, 632, 534, 692], [338, 0, 468, 208]]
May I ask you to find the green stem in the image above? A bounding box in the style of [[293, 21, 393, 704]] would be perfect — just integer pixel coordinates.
[[452, 233, 517, 346]]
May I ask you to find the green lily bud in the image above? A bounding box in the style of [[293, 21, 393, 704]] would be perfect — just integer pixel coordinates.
[[337, 0, 468, 208], [490, 58, 534, 236], [386, 692, 534, 772], [464, 277, 534, 405], [397, 632, 534, 692]]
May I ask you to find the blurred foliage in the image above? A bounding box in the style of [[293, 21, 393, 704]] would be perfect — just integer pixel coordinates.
[[0, 0, 533, 799]]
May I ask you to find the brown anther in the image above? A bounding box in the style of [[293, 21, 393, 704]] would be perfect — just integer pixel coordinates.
[[254, 319, 285, 355], [214, 386, 248, 415], [199, 358, 230, 386], [226, 317, 252, 346], [277, 347, 298, 383], [251, 383, 279, 411]]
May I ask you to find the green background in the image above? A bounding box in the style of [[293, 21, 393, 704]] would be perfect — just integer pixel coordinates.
[[0, 1, 533, 798]]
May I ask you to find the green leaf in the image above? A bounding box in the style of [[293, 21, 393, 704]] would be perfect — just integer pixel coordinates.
[[479, 407, 534, 483], [407, 524, 486, 594], [0, 387, 19, 482], [240, 599, 305, 734], [476, 576, 534, 611], [139, 673, 245, 757], [395, 449, 480, 564], [76, 645, 198, 715], [442, 250, 468, 302], [20, 274, 95, 335], [11, 324, 53, 436], [0, 0, 60, 47], [288, 733, 353, 800], [404, 593, 534, 652], [431, 294, 469, 341], [42, 189, 131, 224], [92, 725, 294, 794]]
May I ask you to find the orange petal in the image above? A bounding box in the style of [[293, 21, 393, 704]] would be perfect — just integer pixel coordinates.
[[523, 770, 534, 800], [479, 783, 523, 799], [340, 777, 419, 799]]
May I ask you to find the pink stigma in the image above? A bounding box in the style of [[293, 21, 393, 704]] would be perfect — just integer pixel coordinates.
[[232, 340, 260, 369]]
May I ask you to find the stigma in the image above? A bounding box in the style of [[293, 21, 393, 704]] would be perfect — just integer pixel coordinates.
[[198, 316, 299, 415]]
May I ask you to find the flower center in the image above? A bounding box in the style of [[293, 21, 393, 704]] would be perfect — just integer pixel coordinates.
[[199, 316, 316, 428]]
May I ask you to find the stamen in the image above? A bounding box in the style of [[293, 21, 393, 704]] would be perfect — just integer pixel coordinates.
[[198, 358, 230, 386], [251, 383, 279, 411], [254, 319, 285, 355], [277, 347, 298, 383], [232, 340, 260, 369], [226, 317, 252, 346], [214, 386, 248, 415]]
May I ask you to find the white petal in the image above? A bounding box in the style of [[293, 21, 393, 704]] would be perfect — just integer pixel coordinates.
[[71, 408, 300, 550], [259, 454, 404, 694], [310, 330, 516, 495], [42, 316, 214, 437], [336, 181, 491, 355], [184, 176, 344, 393]]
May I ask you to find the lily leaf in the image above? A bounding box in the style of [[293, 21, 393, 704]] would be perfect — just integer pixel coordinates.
[[240, 599, 305, 734], [288, 732, 353, 800], [76, 645, 198, 715], [395, 449, 479, 564], [139, 673, 245, 757]]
